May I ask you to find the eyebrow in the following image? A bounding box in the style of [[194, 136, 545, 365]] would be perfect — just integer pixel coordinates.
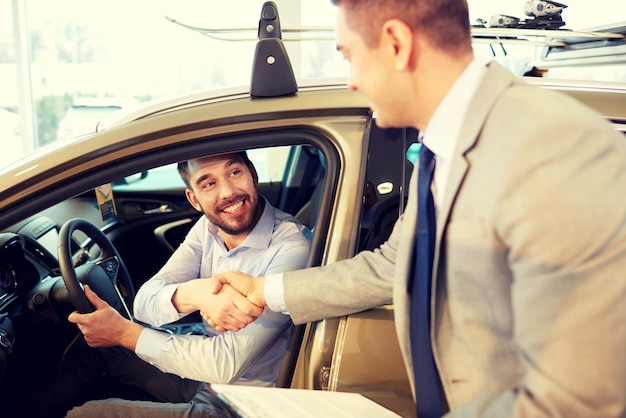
[[193, 158, 242, 188]]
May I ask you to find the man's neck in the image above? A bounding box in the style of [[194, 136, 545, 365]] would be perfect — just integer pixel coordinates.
[[413, 48, 474, 131]]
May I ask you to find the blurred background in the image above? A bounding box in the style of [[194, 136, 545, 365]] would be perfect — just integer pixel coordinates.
[[1, 0, 624, 168]]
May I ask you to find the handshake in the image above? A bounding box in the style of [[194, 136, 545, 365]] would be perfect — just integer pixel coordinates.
[[199, 271, 269, 333], [68, 271, 270, 351]]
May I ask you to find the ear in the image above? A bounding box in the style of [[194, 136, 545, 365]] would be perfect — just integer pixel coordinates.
[[381, 19, 415, 72], [185, 188, 202, 212]]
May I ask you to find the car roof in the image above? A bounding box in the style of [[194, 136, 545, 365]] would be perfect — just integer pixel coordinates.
[[2, 2, 625, 217]]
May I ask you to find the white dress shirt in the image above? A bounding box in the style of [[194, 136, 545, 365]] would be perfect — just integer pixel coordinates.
[[133, 198, 311, 386], [423, 57, 488, 206], [265, 57, 489, 313]]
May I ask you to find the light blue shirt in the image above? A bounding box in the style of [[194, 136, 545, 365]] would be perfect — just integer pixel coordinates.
[[265, 57, 490, 313], [133, 198, 311, 386]]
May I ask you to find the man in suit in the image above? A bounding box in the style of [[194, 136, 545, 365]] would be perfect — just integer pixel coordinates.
[[207, 0, 626, 416]]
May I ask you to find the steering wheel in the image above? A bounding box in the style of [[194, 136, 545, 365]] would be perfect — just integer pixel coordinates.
[[58, 218, 135, 319]]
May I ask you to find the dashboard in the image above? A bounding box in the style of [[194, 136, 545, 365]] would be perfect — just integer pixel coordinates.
[[0, 220, 86, 418], [0, 217, 62, 303], [0, 234, 41, 304], [0, 217, 75, 384]]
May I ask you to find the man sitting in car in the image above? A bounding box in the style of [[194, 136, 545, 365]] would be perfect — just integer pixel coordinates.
[[40, 151, 310, 418]]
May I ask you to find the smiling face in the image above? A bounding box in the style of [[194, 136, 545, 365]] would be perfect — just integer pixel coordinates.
[[183, 153, 263, 248], [334, 1, 474, 130], [335, 6, 416, 128]]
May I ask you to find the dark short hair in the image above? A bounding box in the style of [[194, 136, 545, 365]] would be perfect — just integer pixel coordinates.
[[177, 151, 254, 189], [331, 0, 471, 53]]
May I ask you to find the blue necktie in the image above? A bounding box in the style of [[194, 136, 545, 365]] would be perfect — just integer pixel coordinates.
[[410, 144, 443, 418]]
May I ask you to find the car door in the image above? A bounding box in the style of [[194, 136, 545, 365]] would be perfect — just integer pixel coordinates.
[[287, 118, 419, 418]]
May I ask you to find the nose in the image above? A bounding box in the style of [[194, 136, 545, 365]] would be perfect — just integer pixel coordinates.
[[217, 178, 237, 199]]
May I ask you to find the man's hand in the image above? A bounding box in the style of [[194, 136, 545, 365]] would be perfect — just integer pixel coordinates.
[[172, 277, 264, 332], [213, 271, 267, 307], [68, 285, 143, 350], [203, 271, 267, 332]]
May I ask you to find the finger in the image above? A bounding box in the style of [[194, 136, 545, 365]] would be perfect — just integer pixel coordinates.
[[213, 271, 232, 285], [205, 315, 229, 333], [209, 278, 223, 295], [220, 285, 262, 318], [201, 308, 249, 333], [214, 271, 248, 293], [208, 313, 248, 332], [68, 310, 94, 327], [217, 273, 266, 308], [233, 294, 264, 318], [68, 311, 81, 324], [83, 285, 109, 310]]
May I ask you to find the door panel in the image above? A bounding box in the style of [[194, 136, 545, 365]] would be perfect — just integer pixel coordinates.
[[329, 307, 415, 418], [290, 121, 417, 415]]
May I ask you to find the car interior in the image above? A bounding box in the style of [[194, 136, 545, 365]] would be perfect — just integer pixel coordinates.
[[0, 108, 419, 415]]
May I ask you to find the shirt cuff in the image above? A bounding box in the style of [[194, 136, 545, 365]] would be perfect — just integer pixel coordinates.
[[159, 283, 185, 323], [135, 327, 172, 366], [264, 273, 289, 314]]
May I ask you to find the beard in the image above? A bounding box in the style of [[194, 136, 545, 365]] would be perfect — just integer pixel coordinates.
[[205, 193, 264, 236]]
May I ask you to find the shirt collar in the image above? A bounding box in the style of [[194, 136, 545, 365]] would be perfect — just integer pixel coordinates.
[[422, 57, 490, 161]]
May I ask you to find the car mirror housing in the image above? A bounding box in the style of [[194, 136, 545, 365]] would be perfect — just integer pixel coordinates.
[[250, 1, 298, 98]]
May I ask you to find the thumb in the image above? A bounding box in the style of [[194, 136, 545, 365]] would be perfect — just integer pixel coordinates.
[[213, 271, 264, 306], [215, 271, 248, 292], [209, 277, 223, 295], [213, 271, 232, 285], [83, 285, 109, 310]]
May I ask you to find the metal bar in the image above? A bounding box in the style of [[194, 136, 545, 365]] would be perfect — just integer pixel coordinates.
[[12, 0, 38, 156]]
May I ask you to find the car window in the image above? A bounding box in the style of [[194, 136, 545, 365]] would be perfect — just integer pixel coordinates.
[[111, 146, 291, 192]]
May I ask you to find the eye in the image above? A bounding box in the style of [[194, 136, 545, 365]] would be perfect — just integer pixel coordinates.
[[230, 168, 242, 177], [202, 180, 215, 190]]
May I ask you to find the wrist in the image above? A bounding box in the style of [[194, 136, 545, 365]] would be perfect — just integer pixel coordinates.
[[120, 321, 144, 351], [254, 277, 267, 307], [172, 281, 198, 313]]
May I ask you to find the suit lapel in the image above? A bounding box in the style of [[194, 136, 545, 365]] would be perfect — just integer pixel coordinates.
[[430, 62, 518, 332], [397, 62, 520, 394], [435, 62, 517, 246]]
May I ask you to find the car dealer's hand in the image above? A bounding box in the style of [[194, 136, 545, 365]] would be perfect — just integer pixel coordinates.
[[68, 285, 143, 350], [173, 277, 264, 333], [204, 271, 267, 331]]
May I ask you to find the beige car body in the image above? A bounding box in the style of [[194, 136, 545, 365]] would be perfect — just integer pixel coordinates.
[[2, 77, 625, 417]]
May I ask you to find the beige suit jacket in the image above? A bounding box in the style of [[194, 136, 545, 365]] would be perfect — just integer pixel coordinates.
[[283, 62, 626, 417]]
